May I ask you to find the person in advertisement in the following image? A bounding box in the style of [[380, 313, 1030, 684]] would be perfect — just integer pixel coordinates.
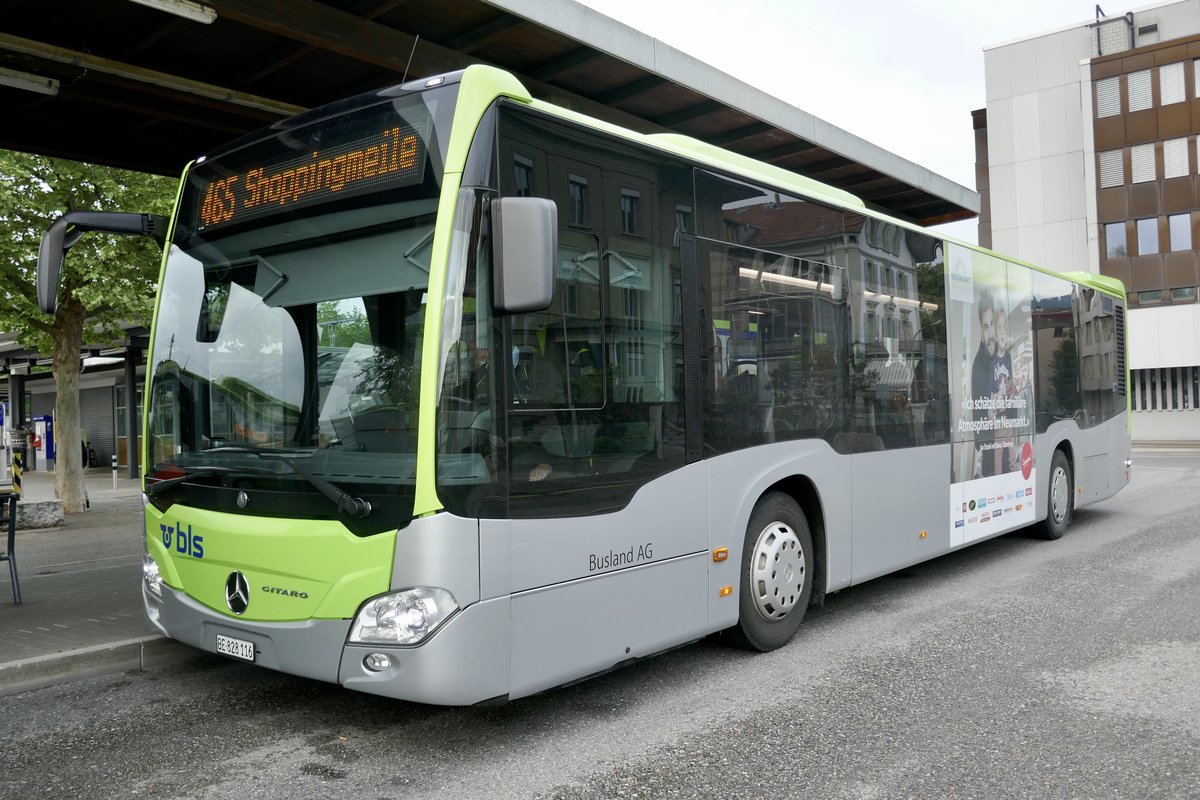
[[970, 289, 997, 477], [988, 301, 1016, 476]]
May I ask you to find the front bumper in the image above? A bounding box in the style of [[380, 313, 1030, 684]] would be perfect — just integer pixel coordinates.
[[145, 583, 511, 705]]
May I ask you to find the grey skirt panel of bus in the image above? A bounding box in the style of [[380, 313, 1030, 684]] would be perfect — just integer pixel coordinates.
[[390, 511, 480, 608], [1036, 413, 1130, 517], [340, 597, 512, 705], [148, 585, 350, 683], [509, 552, 709, 699], [842, 444, 952, 586]]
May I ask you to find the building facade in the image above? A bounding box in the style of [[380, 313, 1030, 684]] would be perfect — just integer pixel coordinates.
[[979, 0, 1200, 441]]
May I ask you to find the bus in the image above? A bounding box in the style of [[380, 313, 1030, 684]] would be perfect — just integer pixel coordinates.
[[37, 65, 1131, 705]]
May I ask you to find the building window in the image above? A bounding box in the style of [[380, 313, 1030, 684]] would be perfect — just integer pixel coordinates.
[[1137, 218, 1159, 254], [619, 189, 640, 236], [1161, 62, 1186, 105], [1099, 149, 1124, 188], [513, 154, 533, 197], [674, 204, 692, 244], [1105, 222, 1127, 258], [626, 347, 645, 380], [1172, 287, 1197, 302], [1128, 69, 1153, 111], [568, 174, 588, 227], [1163, 137, 1189, 179], [1131, 143, 1156, 183], [865, 260, 877, 292], [623, 286, 640, 319], [1096, 76, 1121, 117], [1170, 214, 1192, 251], [896, 272, 908, 300], [563, 280, 579, 315], [1139, 290, 1163, 304]]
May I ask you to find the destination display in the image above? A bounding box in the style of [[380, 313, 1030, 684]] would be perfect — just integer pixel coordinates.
[[195, 118, 429, 231]]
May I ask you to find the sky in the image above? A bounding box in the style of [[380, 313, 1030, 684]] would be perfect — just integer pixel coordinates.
[[573, 0, 1109, 243]]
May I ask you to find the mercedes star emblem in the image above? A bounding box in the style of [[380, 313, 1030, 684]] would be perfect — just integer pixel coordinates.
[[236, 490, 249, 509], [225, 571, 250, 615]]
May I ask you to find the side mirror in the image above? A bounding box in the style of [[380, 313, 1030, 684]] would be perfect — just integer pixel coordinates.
[[37, 211, 169, 314], [491, 197, 556, 314]]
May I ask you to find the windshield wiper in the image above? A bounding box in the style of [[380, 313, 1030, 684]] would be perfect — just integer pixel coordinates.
[[202, 445, 373, 519]]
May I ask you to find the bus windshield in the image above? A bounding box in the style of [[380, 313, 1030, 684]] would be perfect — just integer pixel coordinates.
[[145, 82, 458, 534]]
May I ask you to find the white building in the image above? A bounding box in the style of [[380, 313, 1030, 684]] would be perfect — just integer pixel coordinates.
[[979, 0, 1200, 441]]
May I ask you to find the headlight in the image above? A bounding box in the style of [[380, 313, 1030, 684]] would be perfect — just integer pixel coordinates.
[[142, 496, 163, 599], [348, 587, 458, 646], [143, 553, 163, 598]]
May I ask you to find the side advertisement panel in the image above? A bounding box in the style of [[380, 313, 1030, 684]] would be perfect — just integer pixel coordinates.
[[946, 243, 1036, 545]]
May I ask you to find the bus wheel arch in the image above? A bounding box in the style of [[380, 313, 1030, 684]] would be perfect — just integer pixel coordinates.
[[727, 477, 824, 652]]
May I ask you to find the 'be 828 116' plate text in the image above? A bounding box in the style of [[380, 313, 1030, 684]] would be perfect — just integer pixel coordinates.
[[215, 634, 255, 662]]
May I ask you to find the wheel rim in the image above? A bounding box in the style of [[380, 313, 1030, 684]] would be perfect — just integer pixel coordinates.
[[1050, 465, 1069, 524], [749, 521, 805, 621]]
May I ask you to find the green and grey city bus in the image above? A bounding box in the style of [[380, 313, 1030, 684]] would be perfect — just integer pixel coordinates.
[[38, 65, 1131, 705]]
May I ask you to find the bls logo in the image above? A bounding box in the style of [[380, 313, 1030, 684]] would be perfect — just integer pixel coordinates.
[[160, 522, 204, 559]]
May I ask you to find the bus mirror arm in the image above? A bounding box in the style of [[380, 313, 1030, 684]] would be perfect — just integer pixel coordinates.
[[38, 211, 169, 315]]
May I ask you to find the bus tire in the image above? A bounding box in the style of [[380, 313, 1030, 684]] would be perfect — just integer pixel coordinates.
[[728, 492, 813, 652], [1039, 449, 1073, 540]]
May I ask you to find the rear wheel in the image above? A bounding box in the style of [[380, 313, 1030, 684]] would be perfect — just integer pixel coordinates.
[[1039, 449, 1073, 540], [728, 492, 814, 651]]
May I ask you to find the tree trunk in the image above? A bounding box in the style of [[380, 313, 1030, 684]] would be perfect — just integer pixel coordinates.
[[51, 297, 86, 513]]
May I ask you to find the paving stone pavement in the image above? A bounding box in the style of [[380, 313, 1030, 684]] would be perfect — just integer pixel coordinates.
[[0, 467, 194, 695]]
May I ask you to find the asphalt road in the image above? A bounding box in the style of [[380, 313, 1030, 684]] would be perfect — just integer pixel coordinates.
[[2, 450, 1198, 799]]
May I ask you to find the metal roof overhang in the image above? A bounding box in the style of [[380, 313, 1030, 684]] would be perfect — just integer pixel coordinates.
[[0, 0, 978, 227]]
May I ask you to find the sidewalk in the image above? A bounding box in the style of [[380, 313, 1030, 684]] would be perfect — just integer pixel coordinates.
[[0, 468, 194, 696]]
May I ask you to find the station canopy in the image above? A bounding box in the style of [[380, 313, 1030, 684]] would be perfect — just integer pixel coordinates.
[[0, 0, 978, 227]]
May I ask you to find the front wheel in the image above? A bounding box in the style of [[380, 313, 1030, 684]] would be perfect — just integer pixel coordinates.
[[1038, 449, 1073, 540], [727, 492, 814, 651]]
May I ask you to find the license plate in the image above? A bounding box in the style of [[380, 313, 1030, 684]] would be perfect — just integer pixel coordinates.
[[215, 633, 256, 663]]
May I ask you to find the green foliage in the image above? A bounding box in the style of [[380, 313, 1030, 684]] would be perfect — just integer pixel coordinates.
[[916, 261, 947, 344], [0, 150, 175, 351], [317, 300, 370, 348]]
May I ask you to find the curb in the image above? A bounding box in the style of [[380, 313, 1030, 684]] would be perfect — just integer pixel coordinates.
[[0, 635, 198, 697]]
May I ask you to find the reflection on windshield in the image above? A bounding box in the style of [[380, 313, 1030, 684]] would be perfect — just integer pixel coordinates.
[[319, 340, 415, 452]]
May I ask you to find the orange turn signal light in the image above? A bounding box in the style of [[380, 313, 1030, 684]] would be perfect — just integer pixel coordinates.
[[919, 530, 927, 539], [712, 547, 728, 562], [719, 585, 733, 597]]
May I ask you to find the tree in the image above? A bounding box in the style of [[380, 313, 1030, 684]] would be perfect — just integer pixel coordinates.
[[0, 151, 174, 512]]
